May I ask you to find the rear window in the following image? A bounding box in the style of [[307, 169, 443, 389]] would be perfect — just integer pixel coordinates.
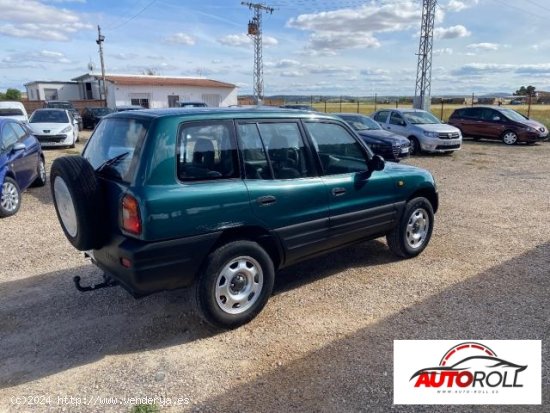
[[83, 117, 149, 183], [0, 108, 24, 117]]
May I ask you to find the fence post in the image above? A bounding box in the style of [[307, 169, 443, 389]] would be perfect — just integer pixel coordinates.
[[528, 93, 532, 118], [339, 96, 342, 112], [324, 98, 327, 113], [471, 92, 474, 107], [357, 100, 359, 113], [440, 99, 444, 121], [396, 98, 399, 109], [374, 93, 377, 112]]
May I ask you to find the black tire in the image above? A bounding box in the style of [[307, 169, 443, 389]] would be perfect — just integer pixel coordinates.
[[195, 240, 275, 329], [32, 157, 47, 187], [0, 177, 21, 218], [408, 136, 421, 155], [386, 197, 434, 258], [50, 156, 105, 250]]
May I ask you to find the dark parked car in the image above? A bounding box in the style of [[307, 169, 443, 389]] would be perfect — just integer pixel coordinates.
[[82, 107, 115, 129], [448, 106, 548, 145], [44, 101, 82, 129], [50, 108, 438, 328], [0, 119, 46, 217], [336, 113, 411, 161]]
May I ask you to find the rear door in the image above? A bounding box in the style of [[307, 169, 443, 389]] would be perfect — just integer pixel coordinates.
[[460, 107, 483, 137], [385, 111, 408, 137], [236, 120, 330, 264], [303, 121, 401, 248]]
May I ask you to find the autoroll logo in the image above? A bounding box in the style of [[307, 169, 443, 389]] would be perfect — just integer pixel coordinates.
[[394, 340, 541, 405]]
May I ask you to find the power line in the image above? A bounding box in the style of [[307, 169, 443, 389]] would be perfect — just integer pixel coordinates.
[[108, 0, 159, 31], [523, 0, 550, 14]]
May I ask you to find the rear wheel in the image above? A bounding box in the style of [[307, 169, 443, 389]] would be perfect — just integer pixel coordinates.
[[502, 131, 518, 145], [195, 240, 275, 329], [0, 177, 21, 217], [387, 197, 434, 258], [32, 157, 47, 187]]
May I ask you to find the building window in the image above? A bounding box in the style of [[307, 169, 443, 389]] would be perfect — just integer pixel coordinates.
[[130, 98, 149, 108], [168, 95, 179, 108]]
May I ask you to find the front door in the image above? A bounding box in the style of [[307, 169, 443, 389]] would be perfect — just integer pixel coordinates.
[[303, 121, 400, 248], [236, 120, 330, 264]]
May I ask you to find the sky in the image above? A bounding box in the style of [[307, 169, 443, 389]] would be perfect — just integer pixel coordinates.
[[1, 0, 550, 96]]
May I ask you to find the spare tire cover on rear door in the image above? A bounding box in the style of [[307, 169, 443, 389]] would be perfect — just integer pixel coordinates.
[[50, 156, 106, 250]]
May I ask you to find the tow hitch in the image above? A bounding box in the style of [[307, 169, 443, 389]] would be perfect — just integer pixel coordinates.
[[73, 274, 118, 292]]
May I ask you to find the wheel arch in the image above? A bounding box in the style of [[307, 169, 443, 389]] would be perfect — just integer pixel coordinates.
[[211, 226, 283, 270], [408, 187, 438, 213]]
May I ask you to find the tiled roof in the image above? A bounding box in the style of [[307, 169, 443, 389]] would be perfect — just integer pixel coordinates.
[[104, 75, 236, 89]]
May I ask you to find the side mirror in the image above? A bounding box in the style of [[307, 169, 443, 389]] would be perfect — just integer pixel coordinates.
[[13, 142, 25, 152], [368, 154, 385, 171]]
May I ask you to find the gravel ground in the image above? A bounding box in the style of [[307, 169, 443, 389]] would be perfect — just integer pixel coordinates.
[[0, 133, 548, 412]]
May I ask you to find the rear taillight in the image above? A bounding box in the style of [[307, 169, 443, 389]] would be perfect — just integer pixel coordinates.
[[121, 194, 141, 235]]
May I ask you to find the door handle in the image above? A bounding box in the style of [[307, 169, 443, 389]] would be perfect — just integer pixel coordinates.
[[331, 187, 346, 197], [256, 195, 277, 206]]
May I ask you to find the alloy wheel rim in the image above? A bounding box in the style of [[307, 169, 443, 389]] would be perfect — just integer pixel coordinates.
[[215, 256, 263, 315], [1, 182, 19, 212], [406, 208, 429, 249], [39, 161, 46, 182]]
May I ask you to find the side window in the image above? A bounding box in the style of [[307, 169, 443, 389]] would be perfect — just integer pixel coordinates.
[[304, 122, 368, 175], [258, 123, 312, 179], [1, 124, 19, 149], [236, 123, 271, 179], [373, 111, 389, 123], [481, 109, 501, 121], [389, 112, 405, 126], [10, 123, 27, 140], [177, 121, 239, 181], [465, 108, 481, 119]]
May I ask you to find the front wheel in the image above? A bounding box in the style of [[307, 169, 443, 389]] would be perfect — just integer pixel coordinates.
[[32, 157, 47, 187], [0, 177, 22, 217], [195, 241, 275, 329], [408, 137, 421, 155], [502, 131, 518, 145], [386, 197, 434, 258]]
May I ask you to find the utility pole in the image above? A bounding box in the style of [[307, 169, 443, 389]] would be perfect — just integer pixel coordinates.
[[96, 25, 108, 105], [414, 0, 437, 111], [242, 2, 274, 105]]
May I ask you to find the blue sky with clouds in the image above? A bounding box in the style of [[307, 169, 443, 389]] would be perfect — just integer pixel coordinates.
[[1, 0, 549, 96]]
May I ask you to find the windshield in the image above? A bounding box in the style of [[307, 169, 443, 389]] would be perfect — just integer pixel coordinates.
[[83, 117, 149, 183], [341, 115, 381, 131], [402, 111, 441, 124], [0, 109, 24, 116], [91, 108, 114, 116], [499, 109, 528, 122], [30, 110, 69, 123]]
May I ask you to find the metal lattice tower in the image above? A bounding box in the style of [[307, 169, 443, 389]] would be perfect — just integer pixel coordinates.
[[414, 0, 437, 110], [242, 2, 274, 105]]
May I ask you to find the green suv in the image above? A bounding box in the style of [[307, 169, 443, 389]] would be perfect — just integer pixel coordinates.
[[50, 108, 438, 328]]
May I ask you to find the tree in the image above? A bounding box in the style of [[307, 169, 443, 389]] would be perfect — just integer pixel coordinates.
[[142, 67, 159, 76], [5, 88, 22, 100], [514, 85, 536, 96]]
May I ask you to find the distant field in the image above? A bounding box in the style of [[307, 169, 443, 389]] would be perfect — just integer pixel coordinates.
[[310, 102, 550, 129]]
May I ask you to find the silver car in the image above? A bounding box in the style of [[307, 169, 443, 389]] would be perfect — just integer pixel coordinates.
[[372, 109, 462, 154]]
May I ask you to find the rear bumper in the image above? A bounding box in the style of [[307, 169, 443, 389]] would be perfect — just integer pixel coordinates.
[[89, 232, 220, 296]]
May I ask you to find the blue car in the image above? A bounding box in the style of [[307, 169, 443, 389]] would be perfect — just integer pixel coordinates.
[[0, 118, 46, 217]]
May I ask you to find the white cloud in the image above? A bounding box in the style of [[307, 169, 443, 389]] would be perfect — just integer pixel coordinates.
[[280, 71, 304, 77], [0, 0, 92, 41], [433, 48, 454, 55], [217, 33, 278, 47], [287, 1, 421, 52], [466, 42, 500, 51], [110, 52, 139, 60], [434, 25, 471, 39], [446, 0, 479, 12], [164, 33, 195, 45], [0, 49, 71, 69]]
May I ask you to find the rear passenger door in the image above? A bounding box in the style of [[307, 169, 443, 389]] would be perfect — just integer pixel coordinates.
[[386, 111, 408, 137], [236, 120, 330, 264], [303, 121, 401, 248]]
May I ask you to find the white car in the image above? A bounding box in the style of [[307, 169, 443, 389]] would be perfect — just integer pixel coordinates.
[[372, 109, 462, 155], [28, 109, 79, 148], [0, 101, 28, 123]]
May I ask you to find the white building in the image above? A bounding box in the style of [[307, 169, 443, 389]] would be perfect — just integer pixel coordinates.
[[71, 73, 238, 108], [24, 81, 81, 101]]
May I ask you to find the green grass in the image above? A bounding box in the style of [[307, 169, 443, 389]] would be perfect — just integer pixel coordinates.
[[310, 102, 550, 129], [130, 404, 160, 413]]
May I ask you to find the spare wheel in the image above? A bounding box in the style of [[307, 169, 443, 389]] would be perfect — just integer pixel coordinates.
[[50, 156, 105, 250]]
